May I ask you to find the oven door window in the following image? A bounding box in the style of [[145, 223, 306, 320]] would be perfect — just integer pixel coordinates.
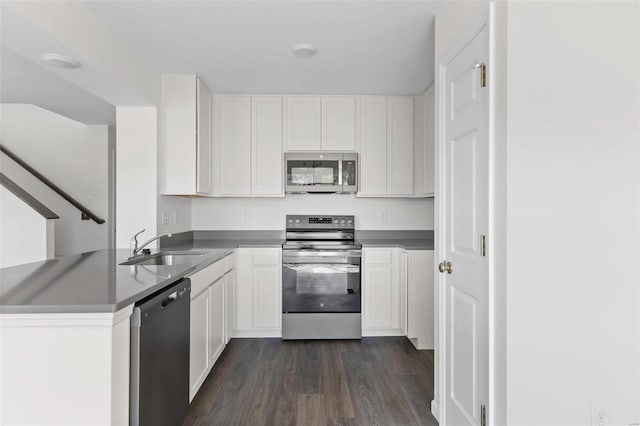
[[283, 257, 361, 313], [287, 160, 339, 186]]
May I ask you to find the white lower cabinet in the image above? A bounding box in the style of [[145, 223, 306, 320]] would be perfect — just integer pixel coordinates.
[[362, 247, 434, 343], [362, 248, 405, 336], [224, 268, 235, 344], [208, 278, 225, 367], [406, 250, 435, 349], [188, 254, 235, 401], [189, 286, 210, 401], [232, 247, 282, 337]]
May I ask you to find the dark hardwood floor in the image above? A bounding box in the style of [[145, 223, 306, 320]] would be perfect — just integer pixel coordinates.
[[183, 337, 439, 426]]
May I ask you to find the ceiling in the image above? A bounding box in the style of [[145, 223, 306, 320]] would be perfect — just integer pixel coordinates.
[[0, 46, 116, 125], [0, 1, 437, 126], [85, 1, 438, 95]]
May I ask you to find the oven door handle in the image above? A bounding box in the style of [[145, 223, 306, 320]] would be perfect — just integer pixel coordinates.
[[283, 250, 361, 258]]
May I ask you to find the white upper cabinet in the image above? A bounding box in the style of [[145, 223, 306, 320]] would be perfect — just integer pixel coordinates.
[[218, 96, 252, 195], [423, 88, 435, 196], [214, 96, 284, 197], [387, 97, 414, 195], [251, 97, 283, 196], [358, 97, 416, 197], [285, 96, 322, 151], [322, 97, 357, 151], [160, 74, 212, 195], [359, 97, 388, 195], [196, 79, 212, 194]]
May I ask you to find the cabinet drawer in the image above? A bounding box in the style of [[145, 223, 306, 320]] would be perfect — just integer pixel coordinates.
[[364, 248, 393, 265], [189, 258, 226, 298], [252, 249, 280, 265], [225, 251, 237, 271]]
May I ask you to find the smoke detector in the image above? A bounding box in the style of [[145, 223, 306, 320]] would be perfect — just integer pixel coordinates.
[[40, 53, 81, 69], [292, 43, 317, 58]]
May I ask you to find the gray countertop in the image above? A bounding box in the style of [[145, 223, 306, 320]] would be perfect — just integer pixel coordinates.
[[356, 230, 434, 250], [0, 238, 282, 314], [0, 230, 432, 314]]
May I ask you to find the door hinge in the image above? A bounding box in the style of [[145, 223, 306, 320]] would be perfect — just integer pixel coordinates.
[[481, 235, 486, 257], [474, 63, 487, 87], [481, 405, 487, 426]]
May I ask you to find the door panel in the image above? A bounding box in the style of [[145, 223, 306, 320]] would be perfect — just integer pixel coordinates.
[[286, 96, 321, 151], [252, 266, 281, 329], [219, 96, 251, 195], [359, 98, 387, 195], [196, 79, 211, 194], [387, 98, 414, 195], [442, 24, 489, 426], [252, 97, 283, 195], [322, 97, 356, 151], [189, 289, 209, 401]]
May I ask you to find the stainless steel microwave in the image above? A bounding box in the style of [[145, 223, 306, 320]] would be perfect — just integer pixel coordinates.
[[285, 152, 358, 194]]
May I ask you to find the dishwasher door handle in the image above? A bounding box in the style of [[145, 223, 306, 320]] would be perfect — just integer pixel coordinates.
[[161, 291, 177, 308]]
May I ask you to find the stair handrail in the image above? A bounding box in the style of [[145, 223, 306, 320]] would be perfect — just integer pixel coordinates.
[[0, 144, 105, 224]]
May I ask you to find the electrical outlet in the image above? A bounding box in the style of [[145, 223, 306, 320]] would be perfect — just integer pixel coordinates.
[[591, 406, 609, 426], [172, 210, 178, 225], [161, 210, 170, 226], [241, 212, 249, 223], [380, 211, 388, 222]]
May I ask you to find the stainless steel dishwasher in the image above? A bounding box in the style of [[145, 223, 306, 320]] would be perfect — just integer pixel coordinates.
[[130, 278, 191, 426]]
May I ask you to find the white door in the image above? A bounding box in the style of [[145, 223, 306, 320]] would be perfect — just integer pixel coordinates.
[[440, 25, 489, 426], [251, 96, 283, 195]]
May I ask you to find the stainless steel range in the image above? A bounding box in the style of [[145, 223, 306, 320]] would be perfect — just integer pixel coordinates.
[[282, 215, 362, 340]]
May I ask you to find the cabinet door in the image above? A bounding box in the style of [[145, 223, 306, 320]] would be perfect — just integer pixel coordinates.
[[387, 98, 414, 195], [407, 250, 435, 349], [209, 279, 225, 367], [322, 97, 356, 151], [252, 97, 283, 195], [196, 79, 212, 194], [224, 269, 236, 343], [189, 288, 210, 401], [423, 89, 435, 195], [251, 266, 281, 329], [161, 74, 197, 195], [286, 96, 321, 151], [219, 96, 251, 195], [363, 264, 394, 330], [233, 249, 253, 331], [359, 98, 387, 195]]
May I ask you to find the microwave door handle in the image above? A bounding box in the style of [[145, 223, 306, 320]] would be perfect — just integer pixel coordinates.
[[338, 160, 343, 187]]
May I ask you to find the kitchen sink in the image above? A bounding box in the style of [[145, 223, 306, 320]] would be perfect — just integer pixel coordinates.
[[120, 252, 205, 266]]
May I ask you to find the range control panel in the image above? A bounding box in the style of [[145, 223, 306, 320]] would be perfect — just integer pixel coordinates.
[[286, 215, 355, 229]]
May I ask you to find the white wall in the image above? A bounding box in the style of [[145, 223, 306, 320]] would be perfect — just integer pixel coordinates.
[[0, 104, 110, 256], [192, 196, 432, 230], [505, 2, 639, 426], [0, 186, 53, 268], [158, 195, 192, 235]]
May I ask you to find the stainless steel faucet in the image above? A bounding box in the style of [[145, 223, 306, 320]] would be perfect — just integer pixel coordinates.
[[130, 229, 172, 257]]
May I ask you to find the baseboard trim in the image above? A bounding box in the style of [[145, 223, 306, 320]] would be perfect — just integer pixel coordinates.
[[231, 329, 282, 338], [431, 399, 440, 422]]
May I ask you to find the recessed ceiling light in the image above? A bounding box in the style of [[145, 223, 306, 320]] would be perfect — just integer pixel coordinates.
[[40, 53, 81, 69], [292, 43, 317, 58]]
